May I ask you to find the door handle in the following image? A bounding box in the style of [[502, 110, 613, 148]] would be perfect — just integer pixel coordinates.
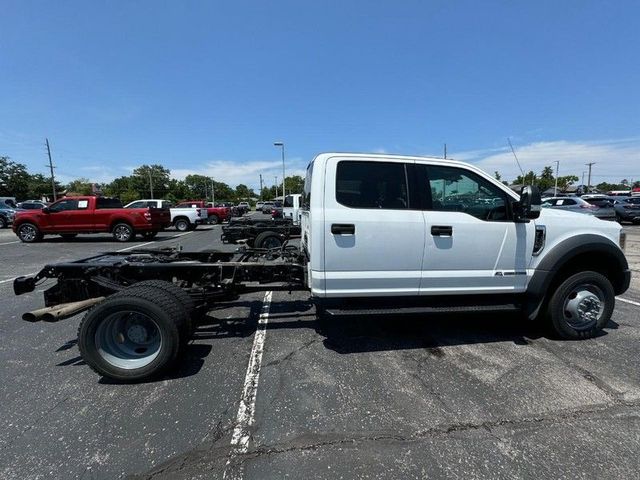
[[331, 224, 355, 235], [431, 225, 453, 236]]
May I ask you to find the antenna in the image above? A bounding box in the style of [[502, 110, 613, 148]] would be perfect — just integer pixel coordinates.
[[507, 138, 528, 185]]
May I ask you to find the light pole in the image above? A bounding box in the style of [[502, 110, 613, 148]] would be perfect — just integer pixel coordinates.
[[554, 160, 559, 194], [274, 176, 278, 199], [274, 142, 285, 199]]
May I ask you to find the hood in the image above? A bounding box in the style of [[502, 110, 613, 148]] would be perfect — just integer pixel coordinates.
[[536, 207, 621, 245]]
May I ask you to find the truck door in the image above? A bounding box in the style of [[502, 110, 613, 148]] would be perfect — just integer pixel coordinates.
[[323, 157, 425, 296], [416, 163, 534, 294], [44, 198, 92, 232]]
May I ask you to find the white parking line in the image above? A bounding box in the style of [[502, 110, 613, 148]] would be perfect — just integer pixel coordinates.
[[0, 272, 38, 284], [618, 297, 640, 307], [223, 291, 273, 480], [0, 241, 19, 245]]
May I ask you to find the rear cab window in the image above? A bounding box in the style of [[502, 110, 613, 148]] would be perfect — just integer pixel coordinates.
[[335, 161, 409, 209]]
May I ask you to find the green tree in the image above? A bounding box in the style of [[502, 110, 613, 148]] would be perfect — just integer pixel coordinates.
[[283, 175, 304, 195], [66, 177, 93, 195], [234, 184, 255, 200], [494, 171, 502, 181], [133, 165, 171, 198], [0, 156, 31, 198]]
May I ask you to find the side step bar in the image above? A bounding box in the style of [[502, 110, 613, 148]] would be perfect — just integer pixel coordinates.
[[325, 303, 520, 317]]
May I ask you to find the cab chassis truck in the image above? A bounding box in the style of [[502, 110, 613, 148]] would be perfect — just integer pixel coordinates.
[[13, 153, 631, 383]]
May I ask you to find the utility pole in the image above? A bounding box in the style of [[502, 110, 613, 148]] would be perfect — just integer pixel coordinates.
[[444, 143, 447, 159], [585, 162, 596, 192], [211, 179, 215, 205], [148, 169, 154, 199], [274, 142, 286, 198], [554, 160, 559, 194], [274, 176, 278, 199], [45, 138, 57, 201], [259, 174, 263, 200]]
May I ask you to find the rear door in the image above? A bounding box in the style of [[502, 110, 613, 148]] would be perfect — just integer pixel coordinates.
[[323, 157, 425, 296]]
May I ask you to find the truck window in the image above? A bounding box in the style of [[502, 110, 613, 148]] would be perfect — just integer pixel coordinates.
[[96, 197, 123, 209], [336, 161, 408, 209], [49, 199, 79, 212], [302, 162, 313, 210], [127, 201, 145, 208], [425, 165, 509, 221], [284, 195, 294, 208]]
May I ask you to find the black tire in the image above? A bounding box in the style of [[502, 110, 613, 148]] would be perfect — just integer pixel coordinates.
[[60, 233, 78, 240], [112, 223, 134, 242], [547, 271, 615, 340], [126, 280, 196, 337], [0, 216, 6, 229], [254, 230, 283, 249], [208, 215, 219, 225], [17, 223, 43, 243], [174, 217, 190, 232], [78, 286, 187, 382], [141, 231, 158, 240]]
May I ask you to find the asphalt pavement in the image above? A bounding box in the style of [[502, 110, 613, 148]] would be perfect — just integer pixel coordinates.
[[0, 218, 639, 479]]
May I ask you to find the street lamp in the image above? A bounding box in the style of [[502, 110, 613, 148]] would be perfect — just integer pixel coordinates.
[[274, 141, 285, 199], [554, 160, 559, 194]]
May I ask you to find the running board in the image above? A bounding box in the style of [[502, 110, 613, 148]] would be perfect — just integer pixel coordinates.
[[325, 303, 520, 317]]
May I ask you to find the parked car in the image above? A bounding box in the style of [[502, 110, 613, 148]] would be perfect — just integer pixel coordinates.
[[582, 197, 616, 220], [17, 200, 48, 210], [613, 197, 640, 224], [541, 196, 615, 220], [255, 201, 264, 211], [124, 199, 209, 231], [13, 196, 171, 242], [261, 201, 275, 214], [0, 204, 18, 228]]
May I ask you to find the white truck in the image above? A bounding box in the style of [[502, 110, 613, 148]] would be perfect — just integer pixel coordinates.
[[15, 153, 631, 381], [124, 199, 208, 231], [283, 193, 302, 224]]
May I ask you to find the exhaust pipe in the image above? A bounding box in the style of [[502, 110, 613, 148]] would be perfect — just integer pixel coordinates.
[[22, 297, 105, 323]]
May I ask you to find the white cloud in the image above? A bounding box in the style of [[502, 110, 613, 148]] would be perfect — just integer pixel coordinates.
[[455, 138, 640, 184], [171, 157, 307, 190]]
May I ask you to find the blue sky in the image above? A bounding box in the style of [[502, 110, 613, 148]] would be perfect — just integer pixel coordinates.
[[1, 0, 639, 189]]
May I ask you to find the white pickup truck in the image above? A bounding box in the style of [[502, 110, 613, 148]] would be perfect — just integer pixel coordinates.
[[124, 199, 208, 231], [15, 153, 631, 381]]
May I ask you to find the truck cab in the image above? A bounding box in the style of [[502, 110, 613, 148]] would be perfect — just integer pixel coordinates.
[[301, 153, 629, 337]]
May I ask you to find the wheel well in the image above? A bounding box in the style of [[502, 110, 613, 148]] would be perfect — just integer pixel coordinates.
[[173, 216, 189, 224], [549, 251, 627, 295]]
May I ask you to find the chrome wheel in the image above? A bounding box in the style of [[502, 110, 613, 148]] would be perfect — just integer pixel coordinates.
[[175, 220, 188, 232], [114, 225, 132, 241], [19, 224, 38, 242], [562, 284, 605, 330], [95, 311, 162, 370]]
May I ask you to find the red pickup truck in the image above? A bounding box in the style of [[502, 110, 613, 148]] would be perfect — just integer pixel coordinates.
[[174, 200, 230, 224], [12, 196, 171, 243]]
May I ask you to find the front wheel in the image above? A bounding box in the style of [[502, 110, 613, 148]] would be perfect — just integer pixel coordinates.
[[112, 223, 134, 242], [17, 223, 43, 243], [208, 215, 219, 225], [547, 271, 615, 339]]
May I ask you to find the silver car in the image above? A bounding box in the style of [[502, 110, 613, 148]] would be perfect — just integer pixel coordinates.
[[541, 196, 615, 220]]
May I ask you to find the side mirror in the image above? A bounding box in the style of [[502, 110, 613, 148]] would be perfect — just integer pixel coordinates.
[[515, 185, 541, 221]]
